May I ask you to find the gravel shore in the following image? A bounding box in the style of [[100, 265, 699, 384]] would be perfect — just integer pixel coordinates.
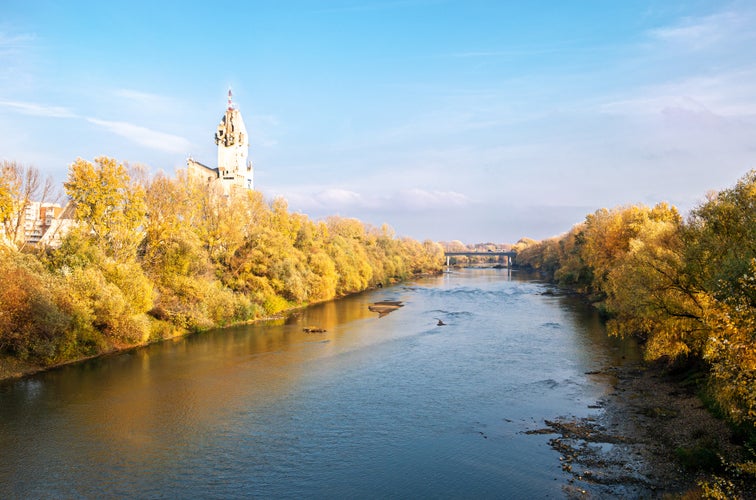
[[530, 362, 755, 498]]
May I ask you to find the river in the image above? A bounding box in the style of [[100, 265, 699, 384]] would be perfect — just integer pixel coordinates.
[[0, 268, 639, 498]]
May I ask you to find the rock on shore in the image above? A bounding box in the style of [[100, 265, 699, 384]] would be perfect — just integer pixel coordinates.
[[529, 362, 755, 498]]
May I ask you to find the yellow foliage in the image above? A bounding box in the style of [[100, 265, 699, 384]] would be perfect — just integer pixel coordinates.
[[62, 266, 149, 344], [64, 157, 147, 260], [0, 252, 71, 362], [307, 251, 337, 301], [519, 177, 756, 430], [581, 203, 681, 294], [0, 161, 57, 251], [1, 156, 444, 371], [263, 294, 290, 315]]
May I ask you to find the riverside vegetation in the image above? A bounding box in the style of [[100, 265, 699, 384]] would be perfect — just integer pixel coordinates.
[[515, 170, 756, 495], [0, 157, 444, 375], [3, 157, 755, 492]]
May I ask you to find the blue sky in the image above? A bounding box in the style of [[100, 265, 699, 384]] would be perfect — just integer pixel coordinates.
[[2, 1, 756, 243]]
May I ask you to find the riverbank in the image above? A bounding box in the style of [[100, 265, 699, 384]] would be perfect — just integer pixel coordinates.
[[5, 273, 753, 497], [0, 312, 295, 383], [532, 360, 755, 498], [0, 280, 408, 384]]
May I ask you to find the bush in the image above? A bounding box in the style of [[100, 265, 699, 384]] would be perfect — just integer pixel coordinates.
[[0, 254, 65, 360], [676, 442, 723, 472]]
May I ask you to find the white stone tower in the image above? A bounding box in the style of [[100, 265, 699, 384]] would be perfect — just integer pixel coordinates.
[[215, 89, 253, 190]]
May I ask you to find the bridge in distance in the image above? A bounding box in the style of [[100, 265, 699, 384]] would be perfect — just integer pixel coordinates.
[[443, 251, 516, 267]]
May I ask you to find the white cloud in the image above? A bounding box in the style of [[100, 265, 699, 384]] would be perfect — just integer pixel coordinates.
[[649, 13, 730, 48], [112, 88, 175, 107], [647, 3, 756, 57], [392, 188, 470, 210], [0, 31, 38, 88], [599, 70, 756, 120], [0, 32, 35, 56], [646, 6, 756, 52], [0, 98, 193, 154], [316, 188, 364, 206], [275, 185, 470, 215], [0, 100, 78, 118], [86, 118, 192, 154], [280, 187, 372, 212]]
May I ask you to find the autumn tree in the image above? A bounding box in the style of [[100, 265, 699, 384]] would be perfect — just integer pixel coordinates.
[[64, 157, 147, 261], [0, 154, 450, 368], [517, 182, 755, 429], [602, 211, 707, 359], [293, 215, 337, 301], [364, 224, 404, 283], [0, 161, 57, 251], [140, 172, 258, 329], [53, 157, 154, 344], [0, 252, 72, 362], [684, 171, 756, 426], [142, 172, 210, 278], [513, 237, 558, 279], [326, 216, 373, 294]]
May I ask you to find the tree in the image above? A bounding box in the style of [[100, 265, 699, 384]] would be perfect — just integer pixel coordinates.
[[326, 217, 373, 294], [0, 252, 71, 361], [603, 214, 707, 359], [574, 203, 680, 298], [64, 157, 146, 261], [0, 161, 57, 251], [686, 171, 756, 308], [683, 171, 756, 425]]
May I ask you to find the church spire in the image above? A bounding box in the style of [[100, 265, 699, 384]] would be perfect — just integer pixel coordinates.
[[187, 90, 254, 191]]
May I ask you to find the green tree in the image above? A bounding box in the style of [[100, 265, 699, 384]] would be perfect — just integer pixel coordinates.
[[684, 171, 756, 426]]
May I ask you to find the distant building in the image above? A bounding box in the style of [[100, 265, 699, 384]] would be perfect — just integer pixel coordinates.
[[187, 90, 254, 193], [0, 201, 75, 249], [24, 202, 62, 245], [36, 202, 76, 248]]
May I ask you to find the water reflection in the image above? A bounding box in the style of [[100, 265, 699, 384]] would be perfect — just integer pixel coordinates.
[[0, 269, 639, 498]]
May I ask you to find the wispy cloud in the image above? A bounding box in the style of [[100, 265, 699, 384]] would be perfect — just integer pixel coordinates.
[[393, 188, 469, 209], [279, 185, 469, 214], [0, 100, 78, 118], [0, 31, 38, 87], [0, 32, 35, 57], [113, 88, 171, 105], [86, 118, 192, 154], [282, 187, 372, 212], [111, 89, 186, 114], [647, 10, 747, 49], [600, 3, 756, 123], [600, 70, 756, 119], [316, 188, 364, 206], [0, 98, 193, 154]]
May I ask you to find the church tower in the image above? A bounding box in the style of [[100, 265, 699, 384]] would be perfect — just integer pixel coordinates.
[[214, 90, 253, 190]]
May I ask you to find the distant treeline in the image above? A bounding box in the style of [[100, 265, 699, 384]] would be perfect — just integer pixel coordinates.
[[0, 157, 444, 369], [514, 171, 756, 435]]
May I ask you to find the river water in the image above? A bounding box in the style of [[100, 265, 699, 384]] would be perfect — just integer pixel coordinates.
[[0, 269, 639, 499]]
